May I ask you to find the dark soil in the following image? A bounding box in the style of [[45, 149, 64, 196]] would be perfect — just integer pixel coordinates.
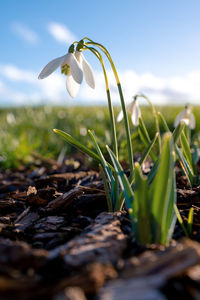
[[1, 155, 200, 300]]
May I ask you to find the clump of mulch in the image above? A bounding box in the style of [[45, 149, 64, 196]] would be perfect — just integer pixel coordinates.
[[1, 155, 200, 300]]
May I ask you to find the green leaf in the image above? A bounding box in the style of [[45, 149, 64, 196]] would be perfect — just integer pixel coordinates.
[[147, 158, 160, 184], [134, 163, 152, 244], [88, 130, 116, 209], [174, 204, 188, 237], [164, 169, 177, 244], [139, 132, 159, 166], [187, 207, 194, 237], [88, 130, 114, 183], [157, 112, 170, 132], [180, 131, 194, 174], [138, 117, 157, 162], [150, 132, 175, 243], [107, 146, 136, 221], [175, 145, 194, 187], [53, 129, 101, 162], [172, 121, 185, 144]]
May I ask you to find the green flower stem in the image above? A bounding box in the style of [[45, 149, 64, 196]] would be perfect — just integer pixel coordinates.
[[85, 39, 134, 179], [117, 82, 134, 179], [78, 43, 118, 159]]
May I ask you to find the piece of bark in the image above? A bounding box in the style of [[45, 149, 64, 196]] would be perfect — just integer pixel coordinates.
[[46, 189, 84, 211], [74, 193, 107, 211], [121, 238, 200, 279], [50, 212, 127, 268], [0, 238, 48, 271], [0, 263, 117, 300], [186, 264, 200, 282], [0, 198, 18, 213], [14, 211, 39, 232], [35, 171, 97, 188], [99, 239, 200, 300], [0, 277, 38, 300], [33, 216, 65, 231], [99, 276, 166, 300], [52, 263, 117, 296], [177, 188, 200, 207], [54, 287, 87, 300], [0, 216, 11, 224], [27, 186, 56, 206]]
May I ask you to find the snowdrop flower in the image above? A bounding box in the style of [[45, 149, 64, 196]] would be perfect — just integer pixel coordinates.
[[75, 51, 95, 89], [174, 106, 195, 129], [38, 47, 83, 98], [117, 97, 141, 126]]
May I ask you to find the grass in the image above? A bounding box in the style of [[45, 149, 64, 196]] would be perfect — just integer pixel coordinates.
[[1, 105, 200, 169]]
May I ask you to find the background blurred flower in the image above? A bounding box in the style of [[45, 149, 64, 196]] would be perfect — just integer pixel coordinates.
[[117, 97, 141, 126], [174, 106, 195, 129]]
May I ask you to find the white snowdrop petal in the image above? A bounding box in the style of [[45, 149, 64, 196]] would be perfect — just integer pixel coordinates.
[[69, 53, 83, 84], [38, 55, 66, 79], [174, 111, 185, 128], [75, 51, 81, 62], [136, 106, 142, 126], [66, 73, 80, 98], [117, 110, 124, 122], [131, 107, 139, 126], [81, 53, 95, 89], [190, 113, 196, 129], [130, 101, 141, 126]]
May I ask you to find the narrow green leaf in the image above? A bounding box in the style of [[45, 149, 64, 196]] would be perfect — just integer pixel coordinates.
[[107, 146, 136, 220], [88, 130, 116, 208], [164, 169, 177, 244], [180, 131, 194, 173], [172, 121, 185, 144], [139, 132, 159, 166], [147, 158, 160, 184], [138, 117, 157, 162], [157, 112, 170, 132], [134, 163, 151, 245], [174, 204, 188, 237], [114, 190, 124, 211], [138, 117, 150, 144], [175, 145, 194, 187], [187, 207, 194, 237], [150, 133, 174, 243], [53, 129, 101, 162], [88, 130, 114, 183]]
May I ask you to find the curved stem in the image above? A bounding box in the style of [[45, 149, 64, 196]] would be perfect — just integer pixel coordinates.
[[85, 40, 134, 179], [78, 43, 118, 159]]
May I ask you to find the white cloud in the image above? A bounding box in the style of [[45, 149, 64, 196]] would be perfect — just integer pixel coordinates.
[[47, 22, 77, 44], [0, 65, 36, 83], [80, 70, 200, 105], [0, 63, 200, 106], [11, 23, 39, 44]]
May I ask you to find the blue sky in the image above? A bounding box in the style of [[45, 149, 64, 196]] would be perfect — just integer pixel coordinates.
[[0, 0, 200, 106]]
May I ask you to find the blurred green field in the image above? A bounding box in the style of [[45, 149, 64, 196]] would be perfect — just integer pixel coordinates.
[[1, 105, 200, 169]]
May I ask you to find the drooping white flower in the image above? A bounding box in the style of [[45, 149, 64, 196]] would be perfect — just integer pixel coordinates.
[[117, 97, 141, 126], [38, 49, 95, 98], [174, 106, 195, 129], [75, 51, 95, 89], [38, 52, 83, 98]]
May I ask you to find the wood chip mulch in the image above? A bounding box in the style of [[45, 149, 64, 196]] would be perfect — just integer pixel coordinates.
[[1, 156, 200, 300]]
